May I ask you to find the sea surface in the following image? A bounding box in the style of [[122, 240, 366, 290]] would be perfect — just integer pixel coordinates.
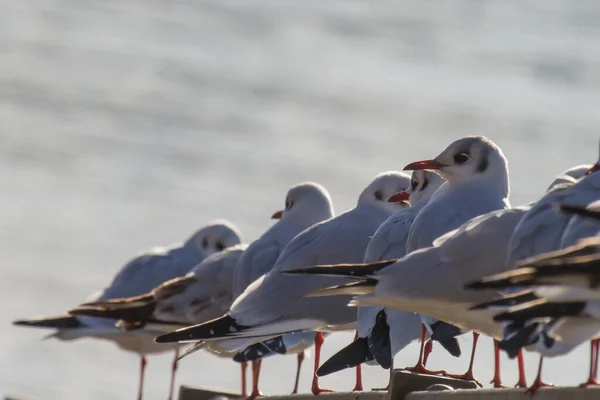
[[1, 1, 600, 399]]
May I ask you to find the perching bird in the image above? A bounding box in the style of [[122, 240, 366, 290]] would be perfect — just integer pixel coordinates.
[[14, 220, 242, 400]]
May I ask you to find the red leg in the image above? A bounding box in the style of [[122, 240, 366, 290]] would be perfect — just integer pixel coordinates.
[[422, 339, 433, 366], [490, 340, 508, 388], [311, 332, 333, 395], [241, 361, 248, 397], [447, 332, 481, 385], [525, 356, 553, 395], [352, 331, 363, 391], [247, 360, 264, 399], [137, 355, 147, 400], [406, 324, 447, 376], [579, 339, 600, 387], [167, 348, 179, 400], [373, 359, 394, 391], [514, 349, 528, 388], [291, 351, 305, 394]]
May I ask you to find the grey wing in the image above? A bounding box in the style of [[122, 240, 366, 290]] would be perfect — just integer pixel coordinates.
[[232, 221, 374, 326], [364, 211, 414, 263], [233, 241, 281, 298], [182, 246, 247, 323], [407, 205, 475, 253], [151, 245, 247, 324], [98, 245, 202, 301], [507, 195, 571, 266]]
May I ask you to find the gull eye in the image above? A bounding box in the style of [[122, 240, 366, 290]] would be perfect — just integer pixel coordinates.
[[215, 241, 225, 251], [454, 153, 470, 164], [411, 180, 418, 190], [374, 190, 383, 201]]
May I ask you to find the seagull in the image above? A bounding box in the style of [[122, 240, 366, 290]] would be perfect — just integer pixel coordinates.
[[314, 170, 445, 388], [466, 162, 600, 391], [155, 171, 412, 395], [467, 201, 600, 390], [14, 220, 242, 400], [72, 181, 335, 398], [285, 204, 528, 355], [401, 135, 510, 381], [229, 181, 335, 398]]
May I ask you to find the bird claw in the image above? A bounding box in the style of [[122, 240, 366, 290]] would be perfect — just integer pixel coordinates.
[[405, 365, 447, 376], [490, 376, 509, 388], [579, 379, 600, 388], [371, 386, 390, 391], [246, 390, 264, 400], [525, 381, 553, 396], [445, 372, 481, 386], [311, 385, 333, 395]]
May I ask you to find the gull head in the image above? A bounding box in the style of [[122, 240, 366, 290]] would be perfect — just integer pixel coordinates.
[[189, 220, 243, 256], [547, 164, 593, 192], [358, 171, 411, 212], [398, 170, 445, 206], [403, 136, 509, 192], [272, 182, 334, 227]]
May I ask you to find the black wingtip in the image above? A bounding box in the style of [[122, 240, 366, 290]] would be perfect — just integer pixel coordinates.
[[429, 320, 462, 358], [283, 260, 397, 278], [233, 336, 287, 362], [155, 315, 248, 343], [558, 204, 600, 221], [367, 310, 392, 369], [317, 337, 373, 376], [68, 300, 156, 323], [13, 315, 83, 329], [493, 300, 587, 323], [498, 322, 541, 358], [469, 290, 538, 311]]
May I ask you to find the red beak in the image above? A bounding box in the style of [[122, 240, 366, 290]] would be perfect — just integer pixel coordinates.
[[388, 191, 410, 203], [586, 162, 600, 175], [403, 159, 444, 171], [271, 210, 284, 219]]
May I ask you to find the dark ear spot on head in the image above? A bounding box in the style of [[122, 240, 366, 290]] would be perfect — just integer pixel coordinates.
[[476, 146, 489, 173], [374, 190, 383, 201], [421, 178, 429, 191], [201, 237, 208, 249]]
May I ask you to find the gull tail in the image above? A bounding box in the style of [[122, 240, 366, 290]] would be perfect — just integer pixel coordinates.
[[469, 290, 539, 311], [367, 310, 392, 369], [304, 280, 377, 298], [317, 337, 373, 377], [69, 296, 156, 322], [13, 315, 83, 329], [464, 269, 537, 291], [156, 315, 250, 343], [559, 204, 600, 221], [493, 299, 587, 323], [283, 260, 397, 278], [233, 336, 287, 363]]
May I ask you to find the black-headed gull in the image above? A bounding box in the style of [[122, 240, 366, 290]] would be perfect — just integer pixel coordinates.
[[231, 181, 334, 398], [155, 171, 412, 394], [74, 181, 334, 398], [315, 170, 445, 388], [14, 220, 242, 400], [401, 135, 510, 381], [468, 201, 600, 390]]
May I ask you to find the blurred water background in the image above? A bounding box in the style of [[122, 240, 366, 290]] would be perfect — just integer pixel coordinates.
[[2, 0, 600, 399]]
